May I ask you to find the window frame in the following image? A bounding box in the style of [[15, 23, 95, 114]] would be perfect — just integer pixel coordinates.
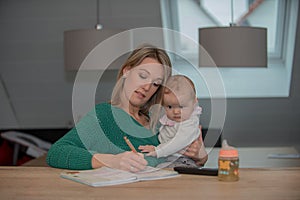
[[160, 0, 299, 98]]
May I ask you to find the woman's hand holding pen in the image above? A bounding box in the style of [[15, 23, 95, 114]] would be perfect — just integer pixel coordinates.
[[92, 152, 148, 172], [92, 136, 147, 172]]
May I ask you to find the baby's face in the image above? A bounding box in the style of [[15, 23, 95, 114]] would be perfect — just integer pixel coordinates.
[[163, 92, 196, 122]]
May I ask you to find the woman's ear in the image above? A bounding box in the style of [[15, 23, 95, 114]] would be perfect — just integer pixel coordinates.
[[122, 67, 130, 77]]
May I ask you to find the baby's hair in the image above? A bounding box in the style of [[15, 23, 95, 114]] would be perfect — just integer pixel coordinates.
[[164, 75, 196, 99]]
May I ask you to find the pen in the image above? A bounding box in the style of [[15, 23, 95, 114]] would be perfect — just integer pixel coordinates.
[[123, 136, 138, 153]]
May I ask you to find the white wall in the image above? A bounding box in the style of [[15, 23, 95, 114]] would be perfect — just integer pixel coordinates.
[[0, 0, 162, 129]]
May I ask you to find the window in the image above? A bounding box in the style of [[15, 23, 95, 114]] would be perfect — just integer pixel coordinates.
[[160, 0, 298, 98]]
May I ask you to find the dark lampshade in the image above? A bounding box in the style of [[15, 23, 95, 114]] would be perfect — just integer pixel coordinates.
[[199, 26, 267, 67], [64, 29, 124, 70]]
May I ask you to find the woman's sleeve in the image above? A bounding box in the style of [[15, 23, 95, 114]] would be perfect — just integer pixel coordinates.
[[46, 127, 94, 170], [46, 108, 105, 170]]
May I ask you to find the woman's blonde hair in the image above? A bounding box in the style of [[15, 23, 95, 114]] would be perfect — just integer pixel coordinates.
[[111, 44, 172, 132]]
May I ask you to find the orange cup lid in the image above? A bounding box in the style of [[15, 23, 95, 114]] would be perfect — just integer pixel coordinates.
[[219, 149, 239, 157]]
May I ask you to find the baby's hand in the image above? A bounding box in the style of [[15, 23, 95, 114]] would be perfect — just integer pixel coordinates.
[[138, 145, 157, 157], [138, 145, 155, 152]]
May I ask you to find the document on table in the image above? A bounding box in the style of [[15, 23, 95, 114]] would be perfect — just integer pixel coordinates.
[[60, 166, 179, 187]]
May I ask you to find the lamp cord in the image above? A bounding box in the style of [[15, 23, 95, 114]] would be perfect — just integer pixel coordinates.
[[95, 0, 102, 29], [96, 0, 99, 25], [230, 0, 236, 26]]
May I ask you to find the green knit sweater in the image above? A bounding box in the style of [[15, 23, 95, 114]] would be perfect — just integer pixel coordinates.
[[46, 103, 164, 170]]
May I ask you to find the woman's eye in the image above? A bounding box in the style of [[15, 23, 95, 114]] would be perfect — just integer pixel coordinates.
[[139, 73, 147, 79]]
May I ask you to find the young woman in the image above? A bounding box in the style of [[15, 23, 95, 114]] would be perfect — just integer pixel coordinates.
[[46, 44, 206, 172]]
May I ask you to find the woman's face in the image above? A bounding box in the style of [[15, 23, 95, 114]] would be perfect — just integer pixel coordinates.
[[122, 57, 164, 108]]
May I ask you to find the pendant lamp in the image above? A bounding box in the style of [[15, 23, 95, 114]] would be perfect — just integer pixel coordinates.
[[199, 0, 267, 67], [64, 0, 124, 70]]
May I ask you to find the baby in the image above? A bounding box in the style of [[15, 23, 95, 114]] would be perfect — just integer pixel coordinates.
[[139, 75, 207, 166]]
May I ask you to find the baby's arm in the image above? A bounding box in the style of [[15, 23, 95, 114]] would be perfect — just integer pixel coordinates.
[[155, 117, 200, 158], [138, 145, 157, 157]]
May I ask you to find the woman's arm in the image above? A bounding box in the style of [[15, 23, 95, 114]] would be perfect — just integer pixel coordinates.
[[46, 128, 94, 170], [47, 103, 163, 170], [47, 127, 149, 171]]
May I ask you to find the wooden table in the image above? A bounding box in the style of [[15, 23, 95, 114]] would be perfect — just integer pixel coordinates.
[[0, 166, 299, 200]]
